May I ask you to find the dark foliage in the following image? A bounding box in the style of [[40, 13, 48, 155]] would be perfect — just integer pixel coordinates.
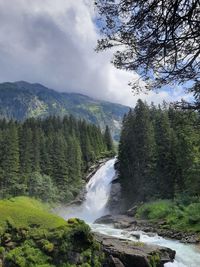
[[118, 100, 200, 207], [0, 116, 113, 202], [95, 0, 200, 109]]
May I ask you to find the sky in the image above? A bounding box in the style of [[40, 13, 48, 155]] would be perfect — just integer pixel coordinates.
[[0, 0, 189, 107]]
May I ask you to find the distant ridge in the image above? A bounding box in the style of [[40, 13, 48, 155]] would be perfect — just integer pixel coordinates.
[[0, 81, 129, 141]]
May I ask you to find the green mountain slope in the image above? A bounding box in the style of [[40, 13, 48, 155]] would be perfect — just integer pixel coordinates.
[[0, 81, 129, 141]]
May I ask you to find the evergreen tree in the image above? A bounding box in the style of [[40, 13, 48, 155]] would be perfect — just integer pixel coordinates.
[[1, 124, 20, 196], [66, 136, 82, 197], [0, 116, 110, 201], [104, 125, 114, 152], [119, 100, 156, 206], [28, 172, 58, 202], [154, 111, 174, 198], [52, 134, 68, 192], [118, 100, 200, 208]]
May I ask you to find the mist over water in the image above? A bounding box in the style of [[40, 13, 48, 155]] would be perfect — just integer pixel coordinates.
[[56, 158, 200, 267]]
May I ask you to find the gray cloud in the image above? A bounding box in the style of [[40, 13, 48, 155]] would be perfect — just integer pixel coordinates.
[[0, 0, 186, 106]]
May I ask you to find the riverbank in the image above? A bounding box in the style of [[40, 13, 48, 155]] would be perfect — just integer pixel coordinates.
[[95, 214, 200, 244], [105, 165, 200, 244], [94, 232, 175, 267], [55, 156, 200, 266], [0, 196, 176, 267], [0, 197, 106, 267]]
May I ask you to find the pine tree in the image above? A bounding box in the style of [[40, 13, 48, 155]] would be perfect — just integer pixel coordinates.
[[0, 116, 109, 201], [154, 111, 175, 198], [118, 100, 200, 207], [19, 127, 33, 175], [1, 123, 20, 196], [66, 136, 82, 197], [104, 125, 114, 151], [31, 128, 41, 173], [52, 133, 69, 195], [119, 100, 156, 206]]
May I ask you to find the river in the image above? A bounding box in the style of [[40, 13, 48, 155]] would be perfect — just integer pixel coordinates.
[[56, 158, 200, 267]]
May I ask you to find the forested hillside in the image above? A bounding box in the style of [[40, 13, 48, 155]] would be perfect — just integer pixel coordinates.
[[0, 116, 114, 202], [119, 100, 200, 207], [0, 81, 129, 141]]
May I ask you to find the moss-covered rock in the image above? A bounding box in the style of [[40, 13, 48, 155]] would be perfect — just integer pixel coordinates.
[[148, 253, 161, 267], [0, 197, 104, 267]]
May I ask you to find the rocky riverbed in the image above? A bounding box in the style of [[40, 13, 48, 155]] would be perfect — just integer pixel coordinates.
[[94, 232, 175, 267], [95, 214, 200, 244]]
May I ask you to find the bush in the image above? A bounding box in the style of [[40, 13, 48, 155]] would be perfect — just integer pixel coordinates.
[[28, 172, 59, 203], [5, 244, 50, 267], [0, 197, 105, 267], [186, 203, 200, 225], [136, 200, 173, 220], [136, 199, 200, 233]]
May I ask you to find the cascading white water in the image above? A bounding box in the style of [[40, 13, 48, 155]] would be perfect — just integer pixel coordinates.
[[92, 224, 200, 267], [56, 158, 200, 267], [57, 158, 116, 223]]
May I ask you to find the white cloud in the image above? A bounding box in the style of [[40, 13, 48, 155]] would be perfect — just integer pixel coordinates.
[[0, 0, 186, 107]]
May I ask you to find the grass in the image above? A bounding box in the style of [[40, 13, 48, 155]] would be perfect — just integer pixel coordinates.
[[0, 197, 105, 266], [0, 196, 66, 230], [136, 199, 200, 233]]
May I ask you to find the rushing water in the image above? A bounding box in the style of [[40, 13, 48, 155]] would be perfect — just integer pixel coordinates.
[[57, 158, 116, 223], [56, 158, 200, 267]]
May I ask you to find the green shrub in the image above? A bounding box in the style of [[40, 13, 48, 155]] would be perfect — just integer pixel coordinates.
[[0, 197, 105, 267], [136, 199, 200, 233], [5, 244, 50, 267], [186, 203, 200, 225], [136, 200, 173, 220]]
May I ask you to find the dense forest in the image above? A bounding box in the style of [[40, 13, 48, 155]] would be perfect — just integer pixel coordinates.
[[119, 99, 200, 207], [0, 116, 114, 202], [0, 81, 129, 142]]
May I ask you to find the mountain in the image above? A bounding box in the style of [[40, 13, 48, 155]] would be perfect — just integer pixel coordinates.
[[0, 81, 129, 141]]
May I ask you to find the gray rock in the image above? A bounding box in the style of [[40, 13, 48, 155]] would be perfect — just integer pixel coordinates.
[[130, 232, 140, 240], [127, 205, 138, 217], [114, 222, 131, 229], [145, 232, 157, 237], [95, 215, 114, 224], [108, 255, 125, 267], [181, 236, 199, 243], [95, 233, 176, 267], [107, 181, 122, 214]]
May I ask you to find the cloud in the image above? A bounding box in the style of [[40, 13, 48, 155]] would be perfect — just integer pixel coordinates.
[[0, 0, 187, 107]]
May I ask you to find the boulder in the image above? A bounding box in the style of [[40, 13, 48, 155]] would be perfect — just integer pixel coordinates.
[[130, 232, 140, 240], [114, 222, 131, 229], [127, 205, 138, 217], [95, 214, 137, 228], [108, 255, 125, 267], [181, 235, 199, 243], [121, 231, 140, 240], [95, 233, 176, 267], [94, 215, 115, 224]]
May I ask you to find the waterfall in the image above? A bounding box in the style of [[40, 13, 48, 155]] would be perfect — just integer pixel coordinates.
[[57, 158, 116, 223], [56, 158, 200, 267]]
